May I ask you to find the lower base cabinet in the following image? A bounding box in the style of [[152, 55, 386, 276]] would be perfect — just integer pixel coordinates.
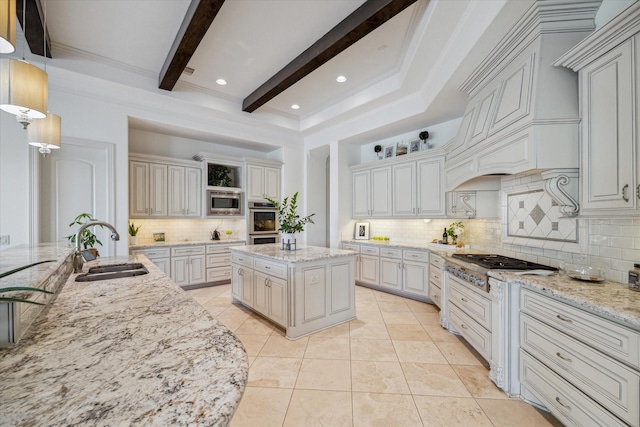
[[171, 246, 206, 287], [231, 248, 356, 339]]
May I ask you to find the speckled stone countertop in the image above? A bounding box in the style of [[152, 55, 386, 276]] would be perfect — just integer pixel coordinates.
[[0, 254, 248, 426], [130, 239, 245, 250], [0, 242, 73, 291], [232, 243, 355, 263], [490, 270, 640, 331]]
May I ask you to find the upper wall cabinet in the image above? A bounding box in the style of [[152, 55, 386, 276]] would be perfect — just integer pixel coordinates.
[[557, 3, 640, 216], [129, 154, 202, 219], [445, 1, 600, 191], [352, 149, 446, 219], [246, 159, 282, 202]]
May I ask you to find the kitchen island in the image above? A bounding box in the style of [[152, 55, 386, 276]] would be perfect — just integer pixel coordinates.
[[230, 244, 356, 339], [0, 253, 248, 426]]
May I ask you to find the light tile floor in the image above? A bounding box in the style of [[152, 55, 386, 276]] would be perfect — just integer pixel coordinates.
[[187, 284, 563, 427]]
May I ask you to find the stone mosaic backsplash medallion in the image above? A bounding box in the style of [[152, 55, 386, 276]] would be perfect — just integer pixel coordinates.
[[507, 190, 577, 242]]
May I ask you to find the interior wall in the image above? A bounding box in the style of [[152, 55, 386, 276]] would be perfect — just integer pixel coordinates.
[[306, 145, 329, 247]]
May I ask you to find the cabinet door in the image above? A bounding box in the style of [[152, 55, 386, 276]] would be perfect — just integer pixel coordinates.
[[129, 161, 149, 217], [168, 165, 186, 216], [268, 275, 287, 327], [184, 167, 201, 217], [241, 268, 254, 306], [403, 260, 429, 297], [231, 264, 243, 300], [417, 158, 445, 217], [171, 257, 190, 286], [371, 167, 392, 216], [247, 165, 265, 201], [149, 163, 168, 217], [359, 254, 379, 285], [264, 167, 281, 201], [352, 170, 371, 217], [189, 255, 206, 285], [380, 258, 402, 290], [152, 257, 171, 276], [392, 163, 416, 216], [253, 271, 270, 317], [581, 40, 634, 211]]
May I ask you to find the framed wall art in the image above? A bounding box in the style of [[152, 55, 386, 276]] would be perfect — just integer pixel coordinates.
[[384, 146, 394, 158], [410, 139, 420, 153], [354, 222, 370, 240]]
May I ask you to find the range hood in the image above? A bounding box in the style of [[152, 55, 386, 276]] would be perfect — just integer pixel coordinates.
[[445, 0, 601, 197]]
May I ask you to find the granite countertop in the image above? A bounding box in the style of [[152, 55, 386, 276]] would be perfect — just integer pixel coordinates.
[[490, 270, 640, 331], [0, 254, 249, 426], [130, 239, 245, 250], [341, 240, 473, 258], [232, 243, 355, 263], [0, 242, 73, 290]]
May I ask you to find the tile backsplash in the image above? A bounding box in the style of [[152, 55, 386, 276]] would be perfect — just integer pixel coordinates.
[[349, 216, 640, 284], [129, 219, 246, 245]]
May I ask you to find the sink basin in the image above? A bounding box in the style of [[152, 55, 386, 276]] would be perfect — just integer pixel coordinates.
[[75, 263, 149, 282]]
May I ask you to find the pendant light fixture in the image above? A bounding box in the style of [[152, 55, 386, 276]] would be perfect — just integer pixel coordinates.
[[0, 0, 47, 129], [27, 110, 60, 157], [0, 0, 16, 53]]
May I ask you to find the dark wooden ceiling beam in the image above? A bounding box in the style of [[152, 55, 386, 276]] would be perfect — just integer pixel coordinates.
[[159, 0, 225, 91], [242, 0, 418, 113], [16, 0, 52, 58]]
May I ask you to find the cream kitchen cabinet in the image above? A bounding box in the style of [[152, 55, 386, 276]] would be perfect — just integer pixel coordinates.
[[231, 251, 254, 305], [168, 165, 201, 217], [131, 246, 171, 276], [253, 258, 287, 328], [557, 5, 640, 215], [352, 167, 392, 217], [129, 154, 202, 219], [520, 287, 640, 427], [392, 157, 446, 218], [170, 246, 206, 287], [359, 245, 380, 285], [129, 161, 168, 218], [342, 243, 361, 281], [246, 162, 282, 202], [206, 242, 243, 284]]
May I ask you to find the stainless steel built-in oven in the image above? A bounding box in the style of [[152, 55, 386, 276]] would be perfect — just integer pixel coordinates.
[[248, 202, 279, 235], [249, 234, 280, 245]]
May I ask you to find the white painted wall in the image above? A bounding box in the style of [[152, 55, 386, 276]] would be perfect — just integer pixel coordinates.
[[306, 145, 329, 247]]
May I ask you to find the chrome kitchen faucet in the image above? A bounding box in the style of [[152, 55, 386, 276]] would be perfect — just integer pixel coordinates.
[[72, 220, 120, 273]]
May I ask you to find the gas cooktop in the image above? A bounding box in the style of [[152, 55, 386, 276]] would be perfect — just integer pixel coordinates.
[[450, 254, 556, 271]]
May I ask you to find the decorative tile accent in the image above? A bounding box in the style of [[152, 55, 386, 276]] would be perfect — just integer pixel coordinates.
[[507, 190, 577, 242]]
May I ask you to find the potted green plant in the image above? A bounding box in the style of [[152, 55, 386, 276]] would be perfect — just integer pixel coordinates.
[[265, 192, 315, 249], [128, 222, 141, 246], [66, 213, 103, 256]]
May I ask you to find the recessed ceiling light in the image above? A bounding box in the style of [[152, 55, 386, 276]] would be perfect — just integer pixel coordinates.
[[291, 104, 300, 110], [336, 75, 347, 83], [216, 78, 227, 85]]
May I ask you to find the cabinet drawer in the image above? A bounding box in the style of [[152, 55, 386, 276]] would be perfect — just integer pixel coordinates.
[[171, 245, 205, 257], [430, 253, 444, 268], [448, 278, 491, 330], [360, 246, 380, 256], [380, 248, 402, 259], [520, 351, 627, 427], [521, 288, 640, 369], [342, 243, 360, 253], [403, 250, 428, 262], [254, 259, 287, 279], [448, 303, 491, 361], [206, 244, 236, 254], [430, 269, 442, 284], [521, 314, 639, 426], [232, 252, 253, 268], [207, 253, 232, 268], [429, 283, 442, 308], [132, 247, 171, 259], [207, 267, 231, 282]]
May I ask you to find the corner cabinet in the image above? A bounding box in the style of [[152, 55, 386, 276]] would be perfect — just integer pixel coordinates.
[[246, 159, 282, 202], [556, 4, 640, 215], [352, 149, 446, 219], [129, 154, 202, 219]]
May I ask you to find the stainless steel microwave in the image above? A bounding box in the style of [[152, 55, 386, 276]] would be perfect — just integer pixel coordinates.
[[207, 190, 243, 216]]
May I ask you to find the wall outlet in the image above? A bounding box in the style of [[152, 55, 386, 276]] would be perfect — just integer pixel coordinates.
[[0, 235, 9, 245]]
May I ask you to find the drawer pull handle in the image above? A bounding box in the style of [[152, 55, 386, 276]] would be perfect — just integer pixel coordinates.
[[460, 324, 467, 330], [265, 266, 270, 269], [461, 297, 468, 303], [555, 397, 571, 411], [556, 352, 572, 363], [623, 184, 630, 202], [556, 314, 572, 323]]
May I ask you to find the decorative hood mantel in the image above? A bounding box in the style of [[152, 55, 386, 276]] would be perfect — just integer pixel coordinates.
[[444, 0, 601, 192]]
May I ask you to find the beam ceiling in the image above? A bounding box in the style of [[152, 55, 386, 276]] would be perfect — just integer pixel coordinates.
[[159, 0, 225, 91], [242, 0, 418, 113], [17, 0, 51, 58]]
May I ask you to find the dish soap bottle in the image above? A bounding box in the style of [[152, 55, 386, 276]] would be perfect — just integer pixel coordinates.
[[442, 228, 448, 244]]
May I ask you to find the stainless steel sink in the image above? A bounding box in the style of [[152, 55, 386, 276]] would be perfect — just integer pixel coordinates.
[[75, 263, 149, 282]]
